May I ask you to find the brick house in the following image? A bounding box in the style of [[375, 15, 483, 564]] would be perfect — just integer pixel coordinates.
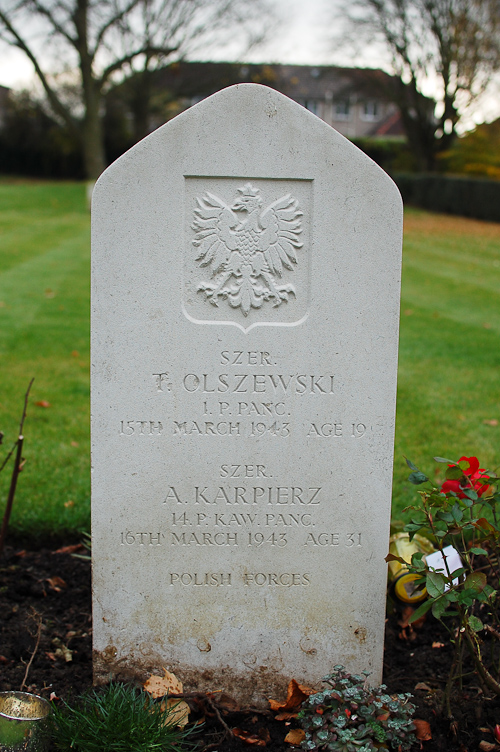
[[148, 62, 405, 139]]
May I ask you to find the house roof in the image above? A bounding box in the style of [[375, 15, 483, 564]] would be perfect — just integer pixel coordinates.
[[152, 61, 400, 105]]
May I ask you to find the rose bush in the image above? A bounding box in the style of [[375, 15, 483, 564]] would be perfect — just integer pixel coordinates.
[[399, 455, 500, 708]]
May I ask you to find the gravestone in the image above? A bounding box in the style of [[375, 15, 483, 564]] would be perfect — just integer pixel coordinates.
[[91, 84, 402, 705]]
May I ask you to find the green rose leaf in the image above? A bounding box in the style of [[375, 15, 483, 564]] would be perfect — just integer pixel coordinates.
[[464, 571, 487, 592], [408, 598, 433, 623], [405, 457, 419, 471], [408, 471, 429, 485], [434, 457, 457, 464], [404, 522, 423, 532], [436, 510, 454, 523], [462, 488, 478, 502], [445, 466, 464, 480], [411, 552, 426, 571], [431, 598, 448, 619], [468, 615, 484, 632], [426, 571, 446, 597], [470, 547, 488, 556], [449, 567, 467, 579]]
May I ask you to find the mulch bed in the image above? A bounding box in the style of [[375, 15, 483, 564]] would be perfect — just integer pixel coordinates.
[[1, 545, 499, 751]]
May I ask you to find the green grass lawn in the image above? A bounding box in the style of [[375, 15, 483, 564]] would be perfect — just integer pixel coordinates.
[[0, 180, 90, 540], [0, 181, 499, 540], [394, 210, 500, 516]]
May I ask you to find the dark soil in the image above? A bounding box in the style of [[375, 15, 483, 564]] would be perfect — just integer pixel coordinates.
[[1, 545, 499, 751]]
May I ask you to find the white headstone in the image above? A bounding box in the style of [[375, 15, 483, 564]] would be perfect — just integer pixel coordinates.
[[91, 84, 402, 704]]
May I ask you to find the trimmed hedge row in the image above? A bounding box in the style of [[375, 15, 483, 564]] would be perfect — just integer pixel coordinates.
[[392, 173, 500, 223]]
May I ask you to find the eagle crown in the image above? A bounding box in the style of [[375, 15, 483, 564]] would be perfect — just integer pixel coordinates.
[[231, 183, 263, 213]]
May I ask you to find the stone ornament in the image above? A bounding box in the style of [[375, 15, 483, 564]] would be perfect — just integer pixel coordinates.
[[193, 182, 303, 316]]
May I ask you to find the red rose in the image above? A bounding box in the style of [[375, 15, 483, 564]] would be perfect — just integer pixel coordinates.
[[441, 456, 490, 498]]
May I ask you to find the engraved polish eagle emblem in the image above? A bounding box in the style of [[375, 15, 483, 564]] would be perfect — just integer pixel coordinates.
[[192, 183, 303, 316]]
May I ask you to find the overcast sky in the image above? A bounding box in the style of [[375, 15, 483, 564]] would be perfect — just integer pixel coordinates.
[[0, 0, 347, 87]]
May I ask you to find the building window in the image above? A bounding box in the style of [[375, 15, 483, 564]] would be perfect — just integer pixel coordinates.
[[334, 100, 350, 120], [362, 100, 380, 121]]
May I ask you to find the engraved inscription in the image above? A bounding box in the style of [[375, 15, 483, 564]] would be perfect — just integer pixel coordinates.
[[181, 373, 335, 394], [164, 486, 322, 505], [220, 350, 274, 366], [193, 183, 303, 316], [169, 573, 232, 586], [152, 372, 172, 392], [243, 573, 311, 586], [307, 422, 367, 438], [120, 421, 163, 435]]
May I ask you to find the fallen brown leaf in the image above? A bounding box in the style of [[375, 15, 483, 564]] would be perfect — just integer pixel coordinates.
[[484, 419, 499, 427], [144, 668, 183, 698], [276, 711, 301, 721], [285, 729, 306, 746], [46, 576, 67, 592], [269, 679, 315, 713], [213, 692, 240, 713], [232, 728, 267, 746], [158, 698, 190, 728], [35, 400, 51, 408], [479, 741, 498, 752], [54, 544, 84, 554], [258, 728, 271, 744], [414, 682, 432, 692], [432, 641, 445, 649], [413, 719, 432, 741]]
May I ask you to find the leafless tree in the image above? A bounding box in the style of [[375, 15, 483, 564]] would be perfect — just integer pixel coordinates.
[[332, 0, 500, 169], [0, 0, 274, 178]]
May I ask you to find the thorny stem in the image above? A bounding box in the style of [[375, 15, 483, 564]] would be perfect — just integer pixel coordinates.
[[464, 626, 500, 696], [0, 379, 34, 557], [17, 379, 33, 436], [0, 441, 17, 474], [443, 636, 461, 719], [0, 436, 24, 557]]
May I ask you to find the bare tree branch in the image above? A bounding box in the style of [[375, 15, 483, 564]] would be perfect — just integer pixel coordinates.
[[0, 9, 79, 135], [331, 0, 500, 168], [99, 43, 178, 86], [0, 0, 275, 178]]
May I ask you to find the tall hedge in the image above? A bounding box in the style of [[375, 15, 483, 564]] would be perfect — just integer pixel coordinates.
[[392, 173, 500, 223]]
